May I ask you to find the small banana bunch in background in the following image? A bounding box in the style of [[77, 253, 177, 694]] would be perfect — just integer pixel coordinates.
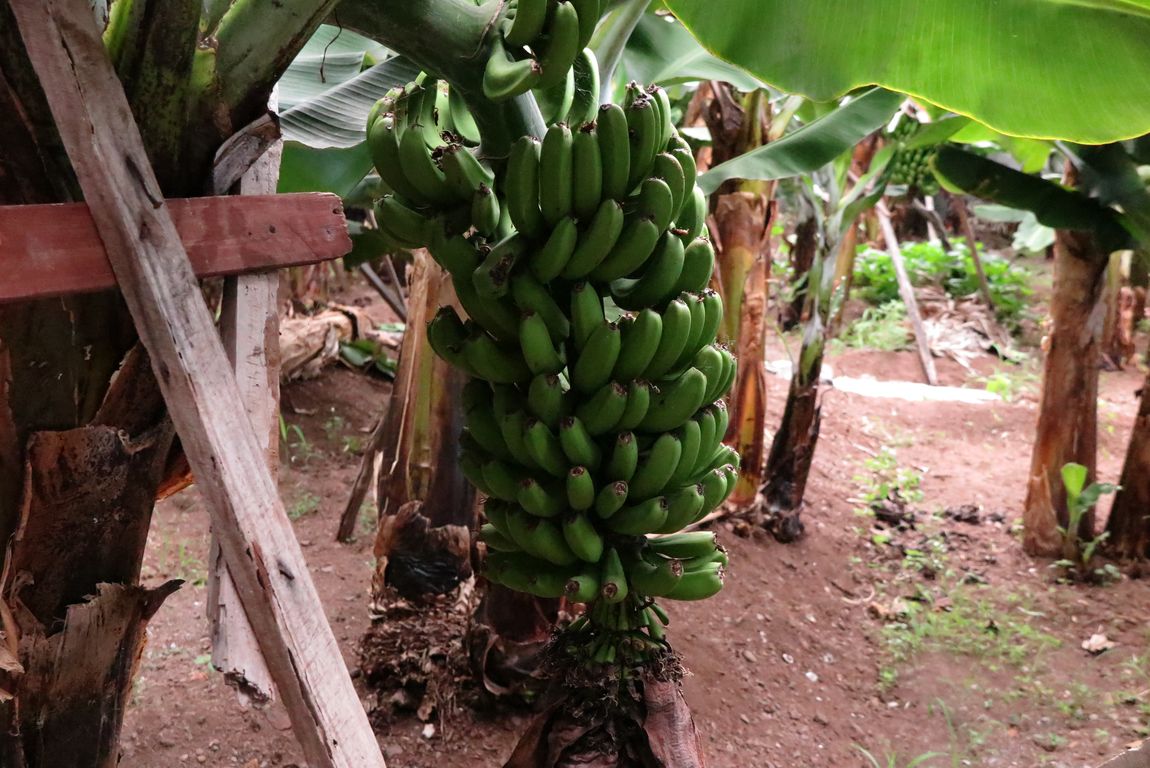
[[366, 5, 737, 667], [888, 116, 940, 195]]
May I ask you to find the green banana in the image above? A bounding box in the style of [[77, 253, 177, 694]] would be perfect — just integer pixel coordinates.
[[572, 124, 604, 221], [713, 395, 730, 442], [625, 94, 659, 189], [692, 344, 724, 403], [462, 331, 532, 384], [628, 554, 683, 597], [638, 367, 708, 432], [464, 396, 512, 461], [560, 198, 624, 279], [600, 547, 629, 603], [504, 0, 548, 47], [519, 311, 565, 375], [573, 381, 627, 435], [510, 272, 571, 340], [537, 0, 581, 90], [607, 496, 668, 535], [482, 459, 524, 501], [667, 417, 702, 487], [486, 551, 568, 597], [440, 144, 495, 201], [483, 36, 542, 101], [527, 373, 566, 427], [663, 561, 723, 601], [631, 176, 675, 232], [375, 194, 435, 248], [710, 346, 737, 404], [613, 309, 662, 380], [697, 289, 724, 347], [529, 215, 579, 283], [588, 215, 661, 282], [630, 432, 683, 500], [683, 541, 728, 571], [523, 418, 569, 477], [597, 102, 631, 200], [471, 184, 502, 237], [610, 231, 685, 310], [398, 123, 455, 206], [564, 570, 600, 603], [570, 320, 621, 394], [452, 270, 519, 342], [673, 291, 707, 371], [595, 480, 629, 519], [698, 466, 727, 516], [559, 416, 602, 469], [505, 136, 546, 238], [518, 476, 564, 517], [669, 133, 697, 189], [460, 446, 494, 496], [563, 511, 604, 563], [652, 152, 687, 223], [693, 407, 718, 477], [675, 238, 715, 294], [539, 122, 574, 226], [535, 65, 576, 125], [648, 84, 674, 151], [483, 499, 515, 536], [605, 432, 638, 482], [427, 306, 476, 375], [566, 465, 595, 510], [641, 297, 691, 380], [480, 522, 519, 552], [697, 443, 740, 477], [569, 281, 605, 352], [675, 185, 708, 242], [506, 508, 578, 566], [367, 116, 428, 204], [473, 232, 527, 298], [647, 531, 719, 559], [614, 379, 651, 432], [656, 483, 705, 533], [447, 86, 481, 144], [427, 227, 480, 275], [499, 409, 539, 469], [570, 0, 601, 48], [567, 47, 601, 127]]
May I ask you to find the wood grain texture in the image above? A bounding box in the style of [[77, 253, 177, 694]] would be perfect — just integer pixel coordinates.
[[0, 193, 348, 303], [7, 2, 385, 766]]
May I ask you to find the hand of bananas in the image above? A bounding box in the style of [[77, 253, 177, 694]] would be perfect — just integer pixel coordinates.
[[366, 20, 737, 664], [888, 117, 939, 195]]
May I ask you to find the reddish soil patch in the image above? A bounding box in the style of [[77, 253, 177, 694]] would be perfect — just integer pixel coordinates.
[[120, 296, 1150, 768]]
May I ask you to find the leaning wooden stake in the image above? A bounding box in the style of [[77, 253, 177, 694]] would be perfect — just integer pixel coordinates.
[[953, 195, 995, 310], [9, 2, 385, 766], [877, 202, 939, 385]]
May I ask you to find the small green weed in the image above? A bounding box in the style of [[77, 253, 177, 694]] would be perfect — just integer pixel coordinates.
[[279, 415, 316, 465], [840, 301, 911, 351], [288, 491, 321, 520], [852, 745, 947, 768], [855, 447, 924, 507]]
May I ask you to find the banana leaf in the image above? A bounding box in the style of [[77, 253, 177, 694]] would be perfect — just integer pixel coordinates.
[[664, 0, 1150, 144]]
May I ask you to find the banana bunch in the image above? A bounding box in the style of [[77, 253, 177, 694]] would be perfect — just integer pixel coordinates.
[[888, 118, 939, 196], [366, 74, 504, 250], [420, 76, 737, 662], [484, 0, 606, 105]]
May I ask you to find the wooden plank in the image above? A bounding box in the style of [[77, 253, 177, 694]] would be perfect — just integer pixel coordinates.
[[877, 202, 939, 386], [8, 3, 386, 768], [209, 104, 284, 705], [0, 193, 349, 303]]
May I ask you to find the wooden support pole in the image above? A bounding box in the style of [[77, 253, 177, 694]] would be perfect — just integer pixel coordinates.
[[877, 202, 939, 386], [953, 195, 995, 311], [9, 2, 386, 767]]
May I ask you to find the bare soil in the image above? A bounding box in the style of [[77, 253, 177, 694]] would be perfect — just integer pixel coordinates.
[[121, 289, 1150, 768]]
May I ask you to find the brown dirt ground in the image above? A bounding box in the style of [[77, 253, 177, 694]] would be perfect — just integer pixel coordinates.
[[120, 284, 1150, 768]]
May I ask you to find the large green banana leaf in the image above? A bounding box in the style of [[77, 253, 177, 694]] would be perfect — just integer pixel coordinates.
[[664, 0, 1150, 144], [698, 87, 902, 193]]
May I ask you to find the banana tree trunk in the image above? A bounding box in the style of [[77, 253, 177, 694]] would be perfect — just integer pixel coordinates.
[[371, 253, 475, 604], [1105, 364, 1150, 558], [713, 192, 772, 506], [1023, 227, 1108, 556], [780, 215, 818, 330]]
